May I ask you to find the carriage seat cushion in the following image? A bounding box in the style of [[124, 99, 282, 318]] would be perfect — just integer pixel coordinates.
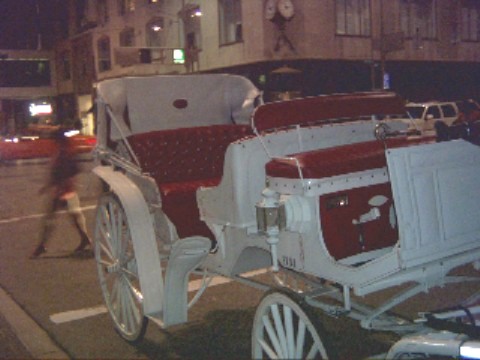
[[127, 125, 253, 184], [266, 136, 435, 179], [127, 124, 253, 239]]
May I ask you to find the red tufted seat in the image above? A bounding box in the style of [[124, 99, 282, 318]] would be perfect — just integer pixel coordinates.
[[127, 125, 253, 239], [266, 136, 435, 179]]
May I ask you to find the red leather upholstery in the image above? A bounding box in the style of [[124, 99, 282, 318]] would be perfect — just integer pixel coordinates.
[[320, 184, 398, 260], [266, 136, 435, 179], [252, 92, 405, 132], [128, 125, 253, 239]]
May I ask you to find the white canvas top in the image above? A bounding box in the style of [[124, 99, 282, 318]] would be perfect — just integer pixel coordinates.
[[96, 74, 260, 140]]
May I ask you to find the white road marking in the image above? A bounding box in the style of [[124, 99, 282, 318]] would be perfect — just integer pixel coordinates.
[[0, 205, 97, 225], [50, 306, 108, 324], [49, 268, 268, 325]]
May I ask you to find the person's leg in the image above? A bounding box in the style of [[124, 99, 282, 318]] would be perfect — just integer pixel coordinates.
[[31, 197, 61, 257], [66, 193, 91, 252]]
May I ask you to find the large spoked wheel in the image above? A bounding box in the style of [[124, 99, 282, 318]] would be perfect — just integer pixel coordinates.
[[94, 193, 148, 342], [252, 291, 334, 359]]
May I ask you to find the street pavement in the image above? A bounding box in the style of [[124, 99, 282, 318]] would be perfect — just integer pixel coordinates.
[[0, 159, 265, 359]]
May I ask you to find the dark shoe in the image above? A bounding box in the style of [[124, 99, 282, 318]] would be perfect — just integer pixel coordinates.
[[72, 248, 94, 259], [74, 238, 91, 253], [30, 245, 47, 258]]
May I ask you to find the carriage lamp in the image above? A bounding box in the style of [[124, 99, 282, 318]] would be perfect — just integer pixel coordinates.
[[256, 188, 286, 271], [256, 200, 286, 233]]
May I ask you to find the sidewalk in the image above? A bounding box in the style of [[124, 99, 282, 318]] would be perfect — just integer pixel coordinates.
[[0, 286, 69, 359], [0, 312, 32, 359]]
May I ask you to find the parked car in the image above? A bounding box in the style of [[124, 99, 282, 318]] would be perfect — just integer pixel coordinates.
[[402, 101, 459, 132], [0, 131, 96, 161]]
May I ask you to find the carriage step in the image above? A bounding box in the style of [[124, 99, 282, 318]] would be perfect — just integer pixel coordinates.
[[163, 236, 211, 327]]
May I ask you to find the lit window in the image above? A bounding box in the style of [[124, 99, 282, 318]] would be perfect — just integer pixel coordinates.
[[97, 37, 111, 72], [219, 0, 242, 45], [336, 0, 371, 36], [400, 0, 437, 39], [146, 18, 165, 47]]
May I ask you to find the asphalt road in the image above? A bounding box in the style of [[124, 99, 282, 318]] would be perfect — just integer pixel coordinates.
[[0, 159, 268, 359], [1, 158, 480, 359]]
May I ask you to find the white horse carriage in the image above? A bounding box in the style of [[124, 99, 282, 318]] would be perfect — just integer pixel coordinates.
[[93, 74, 480, 359]]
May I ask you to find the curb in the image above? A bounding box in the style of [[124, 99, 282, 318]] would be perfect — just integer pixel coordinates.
[[0, 286, 70, 359]]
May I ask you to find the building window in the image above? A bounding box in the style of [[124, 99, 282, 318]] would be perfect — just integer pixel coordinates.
[[400, 0, 437, 40], [118, 0, 135, 15], [219, 0, 242, 45], [0, 60, 51, 87], [120, 27, 136, 46], [461, 1, 480, 41], [97, 37, 111, 72], [335, 0, 371, 36], [146, 17, 165, 47]]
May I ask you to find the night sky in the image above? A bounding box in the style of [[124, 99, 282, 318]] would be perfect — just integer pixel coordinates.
[[0, 0, 68, 50]]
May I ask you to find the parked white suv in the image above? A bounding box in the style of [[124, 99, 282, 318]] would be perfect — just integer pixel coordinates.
[[403, 101, 459, 132]]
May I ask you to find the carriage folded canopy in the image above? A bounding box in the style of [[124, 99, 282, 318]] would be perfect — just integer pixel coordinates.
[[95, 74, 261, 143]]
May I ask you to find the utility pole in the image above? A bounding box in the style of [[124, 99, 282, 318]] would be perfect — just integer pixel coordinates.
[[35, 0, 42, 50], [380, 0, 386, 90]]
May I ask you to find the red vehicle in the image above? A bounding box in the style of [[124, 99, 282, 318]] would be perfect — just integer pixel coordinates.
[[0, 132, 96, 161]]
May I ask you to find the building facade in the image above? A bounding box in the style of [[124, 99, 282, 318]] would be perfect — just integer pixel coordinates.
[[0, 0, 68, 136], [3, 0, 480, 135]]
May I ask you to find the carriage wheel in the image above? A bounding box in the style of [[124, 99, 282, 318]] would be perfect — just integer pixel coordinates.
[[252, 291, 334, 359], [94, 193, 148, 342]]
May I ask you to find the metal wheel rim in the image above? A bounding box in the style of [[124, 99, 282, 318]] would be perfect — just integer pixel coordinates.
[[252, 292, 329, 359], [94, 194, 146, 342]]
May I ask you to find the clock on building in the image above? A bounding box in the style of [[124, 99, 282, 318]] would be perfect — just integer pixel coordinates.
[[264, 0, 277, 20], [277, 0, 294, 20], [264, 0, 296, 52]]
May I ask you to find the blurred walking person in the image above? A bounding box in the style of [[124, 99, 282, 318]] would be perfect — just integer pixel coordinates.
[[31, 129, 91, 258]]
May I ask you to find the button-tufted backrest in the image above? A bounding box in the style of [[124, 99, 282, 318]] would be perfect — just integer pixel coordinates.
[[127, 124, 254, 185]]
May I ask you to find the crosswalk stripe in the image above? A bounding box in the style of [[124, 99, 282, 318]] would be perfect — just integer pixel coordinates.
[[49, 268, 268, 324]]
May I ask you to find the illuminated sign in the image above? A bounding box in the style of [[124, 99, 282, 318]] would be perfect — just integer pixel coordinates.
[[29, 103, 52, 116], [173, 49, 185, 64]]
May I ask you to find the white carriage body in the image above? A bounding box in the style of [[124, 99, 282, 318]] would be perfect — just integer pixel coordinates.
[[93, 74, 480, 356]]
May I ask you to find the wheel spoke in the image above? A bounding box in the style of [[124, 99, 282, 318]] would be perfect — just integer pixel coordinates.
[[111, 277, 120, 318], [99, 207, 115, 257], [284, 306, 295, 359], [257, 338, 280, 359], [124, 278, 142, 326], [295, 318, 306, 359], [120, 285, 128, 332], [109, 202, 118, 257], [94, 194, 147, 342], [262, 314, 285, 357], [252, 292, 331, 359], [306, 341, 320, 359], [271, 304, 288, 357], [99, 241, 114, 262], [123, 274, 143, 303]]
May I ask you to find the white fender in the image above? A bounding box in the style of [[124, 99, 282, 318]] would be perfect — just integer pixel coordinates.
[[93, 165, 164, 320]]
